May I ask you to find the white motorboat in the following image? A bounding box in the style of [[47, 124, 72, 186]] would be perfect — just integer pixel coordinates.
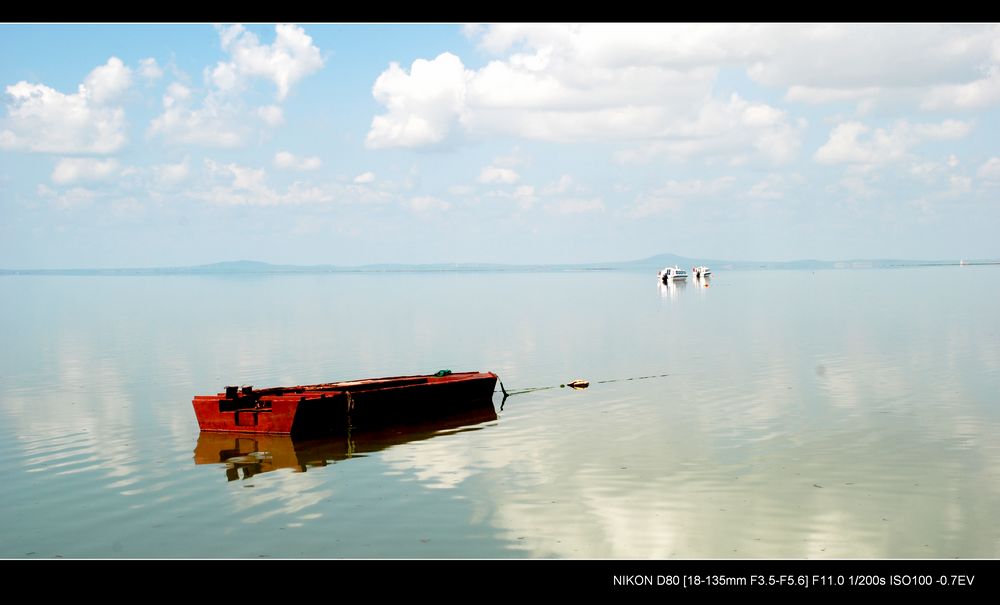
[[692, 266, 712, 278], [658, 265, 688, 282]]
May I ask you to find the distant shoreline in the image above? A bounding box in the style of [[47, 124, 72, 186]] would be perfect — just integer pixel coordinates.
[[3, 256, 999, 276]]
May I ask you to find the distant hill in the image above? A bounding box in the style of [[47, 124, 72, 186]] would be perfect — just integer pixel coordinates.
[[2, 254, 996, 276]]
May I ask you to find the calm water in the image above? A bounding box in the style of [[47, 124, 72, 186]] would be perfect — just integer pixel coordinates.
[[1, 266, 999, 558]]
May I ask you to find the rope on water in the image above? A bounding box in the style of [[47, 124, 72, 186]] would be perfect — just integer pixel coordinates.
[[496, 373, 670, 397]]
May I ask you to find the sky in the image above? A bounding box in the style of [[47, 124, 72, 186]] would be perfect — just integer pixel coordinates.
[[1, 23, 999, 269]]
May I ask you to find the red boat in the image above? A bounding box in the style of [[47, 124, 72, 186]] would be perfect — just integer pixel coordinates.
[[192, 371, 498, 436]]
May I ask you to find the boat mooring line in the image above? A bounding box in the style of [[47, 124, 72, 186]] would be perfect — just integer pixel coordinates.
[[496, 373, 670, 398]]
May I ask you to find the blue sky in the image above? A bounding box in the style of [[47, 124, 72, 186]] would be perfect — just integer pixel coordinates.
[[2, 23, 999, 268]]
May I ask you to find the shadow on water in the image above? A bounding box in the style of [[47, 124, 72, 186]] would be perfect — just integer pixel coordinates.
[[193, 403, 498, 482]]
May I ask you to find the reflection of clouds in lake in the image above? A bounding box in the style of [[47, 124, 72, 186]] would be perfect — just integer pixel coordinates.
[[228, 470, 333, 525], [369, 366, 1000, 558]]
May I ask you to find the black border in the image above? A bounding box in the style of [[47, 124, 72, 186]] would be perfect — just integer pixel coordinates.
[[6, 559, 1000, 597]]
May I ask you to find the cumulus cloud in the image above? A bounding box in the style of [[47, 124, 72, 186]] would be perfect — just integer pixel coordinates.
[[138, 58, 164, 81], [748, 178, 785, 199], [949, 175, 972, 194], [212, 24, 325, 101], [541, 175, 577, 195], [909, 161, 944, 183], [747, 24, 1000, 90], [921, 68, 1000, 110], [51, 158, 120, 184], [785, 85, 881, 104], [148, 82, 247, 147], [448, 184, 475, 196], [83, 57, 132, 104], [196, 159, 332, 206], [624, 177, 735, 217], [366, 52, 469, 149], [478, 166, 519, 184], [814, 119, 972, 166], [353, 171, 375, 184], [486, 184, 538, 210], [978, 157, 1000, 180], [1, 57, 131, 153], [36, 184, 97, 209], [625, 194, 681, 218], [257, 105, 284, 126], [615, 95, 804, 165], [409, 195, 451, 212], [366, 24, 1000, 156], [152, 158, 190, 186], [274, 150, 321, 171], [544, 198, 604, 215], [149, 25, 322, 148]]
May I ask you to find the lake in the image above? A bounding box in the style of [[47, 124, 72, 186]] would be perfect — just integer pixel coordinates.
[[1, 266, 998, 558]]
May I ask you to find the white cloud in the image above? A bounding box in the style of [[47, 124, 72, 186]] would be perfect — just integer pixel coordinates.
[[511, 185, 537, 209], [1, 57, 131, 154], [544, 198, 604, 215], [624, 177, 734, 217], [747, 174, 796, 199], [196, 159, 332, 206], [922, 68, 1000, 110], [625, 193, 680, 218], [815, 122, 897, 165], [541, 175, 577, 195], [478, 166, 519, 184], [51, 158, 120, 184], [911, 120, 973, 140], [947, 154, 960, 168], [747, 24, 1000, 90], [472, 23, 768, 68], [274, 151, 321, 171], [487, 184, 538, 210], [83, 57, 132, 105], [367, 25, 1000, 155], [366, 52, 469, 149], [448, 184, 475, 196], [409, 195, 451, 212], [149, 26, 321, 148], [36, 184, 97, 209], [836, 175, 877, 199], [616, 95, 804, 165], [815, 120, 973, 166], [147, 82, 247, 147], [353, 171, 375, 184], [257, 104, 284, 126], [212, 24, 324, 101], [138, 58, 163, 81], [152, 158, 190, 186], [491, 151, 526, 168], [909, 161, 943, 183], [785, 85, 881, 104], [949, 175, 972, 193], [977, 157, 1000, 180]]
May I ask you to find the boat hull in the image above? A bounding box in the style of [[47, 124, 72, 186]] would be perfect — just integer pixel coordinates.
[[192, 371, 498, 436]]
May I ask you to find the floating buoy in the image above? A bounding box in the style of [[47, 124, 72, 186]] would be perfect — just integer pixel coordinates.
[[566, 379, 590, 389]]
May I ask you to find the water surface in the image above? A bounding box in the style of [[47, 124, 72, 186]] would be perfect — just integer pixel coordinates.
[[1, 266, 998, 558]]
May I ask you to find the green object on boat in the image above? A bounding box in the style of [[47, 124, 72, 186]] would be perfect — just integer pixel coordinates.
[[434, 369, 453, 377]]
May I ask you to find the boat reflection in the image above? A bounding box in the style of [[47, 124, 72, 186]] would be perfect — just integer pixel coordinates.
[[657, 279, 686, 300], [194, 403, 498, 481]]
